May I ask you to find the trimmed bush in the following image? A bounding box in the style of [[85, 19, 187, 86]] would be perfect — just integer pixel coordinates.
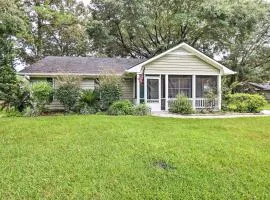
[[169, 94, 194, 114], [55, 77, 81, 112], [31, 81, 53, 112], [225, 93, 267, 113], [97, 73, 122, 111], [107, 100, 133, 115], [133, 104, 151, 116]]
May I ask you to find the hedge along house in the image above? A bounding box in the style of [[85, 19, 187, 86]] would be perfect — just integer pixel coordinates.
[[18, 43, 235, 111]]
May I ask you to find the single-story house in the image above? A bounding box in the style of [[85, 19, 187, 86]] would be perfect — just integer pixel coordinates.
[[18, 43, 235, 111], [248, 82, 270, 102]]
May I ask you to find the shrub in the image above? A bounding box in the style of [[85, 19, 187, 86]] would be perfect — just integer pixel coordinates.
[[97, 72, 122, 111], [107, 100, 133, 115], [77, 89, 98, 114], [55, 76, 81, 112], [0, 78, 31, 113], [79, 89, 97, 106], [169, 94, 194, 114], [204, 88, 217, 112], [31, 81, 53, 112], [1, 107, 22, 117], [133, 103, 151, 116], [79, 105, 97, 115], [225, 93, 267, 113], [23, 107, 40, 117]]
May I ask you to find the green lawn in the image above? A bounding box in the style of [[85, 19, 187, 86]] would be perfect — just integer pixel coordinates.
[[263, 103, 270, 110], [0, 116, 270, 199]]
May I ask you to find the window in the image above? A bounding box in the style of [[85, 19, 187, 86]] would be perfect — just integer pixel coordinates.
[[47, 78, 53, 86], [168, 75, 192, 98], [196, 76, 217, 98]]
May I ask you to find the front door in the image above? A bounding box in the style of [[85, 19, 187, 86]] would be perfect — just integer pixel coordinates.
[[146, 77, 161, 111]]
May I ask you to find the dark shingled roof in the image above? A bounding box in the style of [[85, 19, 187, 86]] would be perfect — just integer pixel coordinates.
[[19, 56, 145, 75], [249, 82, 270, 91]]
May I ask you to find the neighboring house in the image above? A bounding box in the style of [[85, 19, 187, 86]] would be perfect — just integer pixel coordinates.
[[248, 82, 270, 102], [18, 43, 235, 111]]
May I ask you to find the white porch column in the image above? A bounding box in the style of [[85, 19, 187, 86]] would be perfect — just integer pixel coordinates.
[[136, 74, 140, 105], [144, 74, 147, 103], [165, 74, 169, 111], [217, 74, 222, 110], [192, 75, 196, 109]]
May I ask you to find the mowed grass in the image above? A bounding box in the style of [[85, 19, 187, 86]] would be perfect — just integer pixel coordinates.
[[0, 116, 270, 199]]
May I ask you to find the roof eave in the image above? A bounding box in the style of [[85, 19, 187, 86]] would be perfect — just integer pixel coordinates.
[[17, 72, 124, 77]]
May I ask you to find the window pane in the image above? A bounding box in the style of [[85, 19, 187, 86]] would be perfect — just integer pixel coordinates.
[[168, 89, 179, 98], [181, 79, 190, 88], [168, 78, 178, 88], [168, 75, 192, 98], [196, 76, 217, 98]]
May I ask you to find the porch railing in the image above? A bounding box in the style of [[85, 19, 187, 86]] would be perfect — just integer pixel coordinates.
[[168, 98, 218, 109]]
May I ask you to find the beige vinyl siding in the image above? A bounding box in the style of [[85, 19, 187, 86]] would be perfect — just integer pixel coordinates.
[[80, 79, 95, 90], [264, 91, 270, 101], [144, 48, 220, 75], [121, 78, 134, 100]]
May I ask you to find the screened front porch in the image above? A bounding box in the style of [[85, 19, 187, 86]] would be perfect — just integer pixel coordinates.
[[135, 74, 222, 111]]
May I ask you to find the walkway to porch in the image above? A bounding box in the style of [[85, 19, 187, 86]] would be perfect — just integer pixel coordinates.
[[151, 111, 270, 119]]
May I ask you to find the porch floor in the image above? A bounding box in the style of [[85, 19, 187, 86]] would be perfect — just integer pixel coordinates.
[[151, 111, 270, 119]]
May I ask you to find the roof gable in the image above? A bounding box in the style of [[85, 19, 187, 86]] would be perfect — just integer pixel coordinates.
[[127, 43, 235, 75]]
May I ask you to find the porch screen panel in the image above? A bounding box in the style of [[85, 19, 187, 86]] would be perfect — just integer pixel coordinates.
[[196, 76, 217, 98], [168, 75, 192, 98], [147, 79, 159, 99]]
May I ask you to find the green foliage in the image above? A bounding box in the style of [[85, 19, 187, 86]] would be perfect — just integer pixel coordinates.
[[0, 0, 28, 67], [79, 105, 97, 115], [88, 0, 270, 83], [225, 93, 267, 113], [79, 89, 97, 107], [21, 0, 90, 61], [204, 89, 217, 112], [77, 89, 98, 114], [31, 81, 53, 112], [98, 73, 122, 111], [0, 107, 22, 117], [0, 65, 17, 101], [107, 100, 133, 115], [55, 76, 81, 112], [169, 94, 194, 114], [133, 104, 151, 116], [23, 106, 41, 117], [0, 78, 31, 113]]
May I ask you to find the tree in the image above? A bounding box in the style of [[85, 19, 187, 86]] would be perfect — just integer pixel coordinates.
[[21, 0, 90, 62], [0, 0, 29, 109], [87, 0, 270, 83]]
